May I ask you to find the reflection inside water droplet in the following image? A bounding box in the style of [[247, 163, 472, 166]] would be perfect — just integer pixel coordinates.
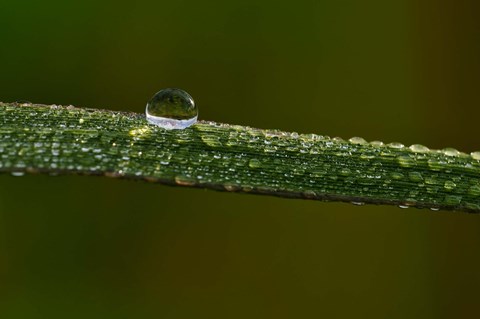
[[145, 88, 198, 130]]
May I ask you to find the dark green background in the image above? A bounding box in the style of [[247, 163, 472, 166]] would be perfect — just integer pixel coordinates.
[[1, 1, 479, 318]]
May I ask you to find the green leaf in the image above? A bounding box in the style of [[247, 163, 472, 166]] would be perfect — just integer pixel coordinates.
[[1, 102, 480, 213]]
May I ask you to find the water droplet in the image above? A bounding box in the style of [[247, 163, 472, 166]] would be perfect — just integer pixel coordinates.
[[16, 100, 32, 106], [311, 169, 327, 177], [426, 186, 439, 194], [303, 190, 317, 199], [11, 171, 25, 177], [397, 155, 415, 167], [427, 158, 444, 171], [174, 175, 196, 186], [145, 88, 198, 130], [349, 137, 367, 145], [468, 185, 480, 196], [465, 202, 480, 211], [390, 172, 404, 180], [425, 176, 438, 185], [351, 201, 365, 206], [443, 180, 456, 191], [248, 158, 262, 169], [409, 144, 429, 153], [264, 145, 278, 153], [200, 134, 222, 147], [442, 148, 459, 157], [444, 195, 462, 206], [224, 184, 240, 192], [388, 142, 404, 149], [359, 154, 375, 160], [469, 151, 480, 160], [442, 147, 460, 156], [242, 185, 254, 192], [370, 140, 384, 147], [408, 171, 423, 182]]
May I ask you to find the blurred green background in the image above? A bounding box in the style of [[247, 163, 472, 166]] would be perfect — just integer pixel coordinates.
[[1, 0, 479, 318]]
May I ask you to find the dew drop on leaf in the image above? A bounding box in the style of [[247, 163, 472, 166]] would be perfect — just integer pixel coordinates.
[[146, 88, 198, 130], [470, 151, 480, 160], [409, 144, 429, 153]]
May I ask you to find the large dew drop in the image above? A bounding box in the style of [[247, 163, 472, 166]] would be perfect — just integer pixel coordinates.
[[146, 88, 198, 130]]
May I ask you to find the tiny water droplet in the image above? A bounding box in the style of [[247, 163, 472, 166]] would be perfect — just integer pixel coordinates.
[[349, 137, 367, 145], [390, 172, 404, 180], [468, 185, 480, 196], [465, 202, 480, 211], [370, 140, 384, 147], [409, 144, 429, 153], [442, 148, 459, 157], [224, 184, 240, 192], [443, 180, 456, 191], [388, 142, 404, 149], [200, 134, 222, 147], [311, 169, 327, 177], [426, 186, 439, 194], [11, 171, 25, 177], [303, 190, 317, 199], [248, 158, 262, 169], [470, 151, 480, 160], [397, 155, 415, 167], [360, 154, 375, 160], [146, 88, 198, 130], [16, 100, 32, 106], [444, 195, 462, 206], [408, 171, 423, 182], [242, 185, 254, 192], [351, 201, 365, 206], [174, 175, 196, 186], [427, 158, 444, 171], [425, 176, 438, 185]]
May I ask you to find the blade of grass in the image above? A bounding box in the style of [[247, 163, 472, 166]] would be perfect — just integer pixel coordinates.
[[1, 102, 480, 213]]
